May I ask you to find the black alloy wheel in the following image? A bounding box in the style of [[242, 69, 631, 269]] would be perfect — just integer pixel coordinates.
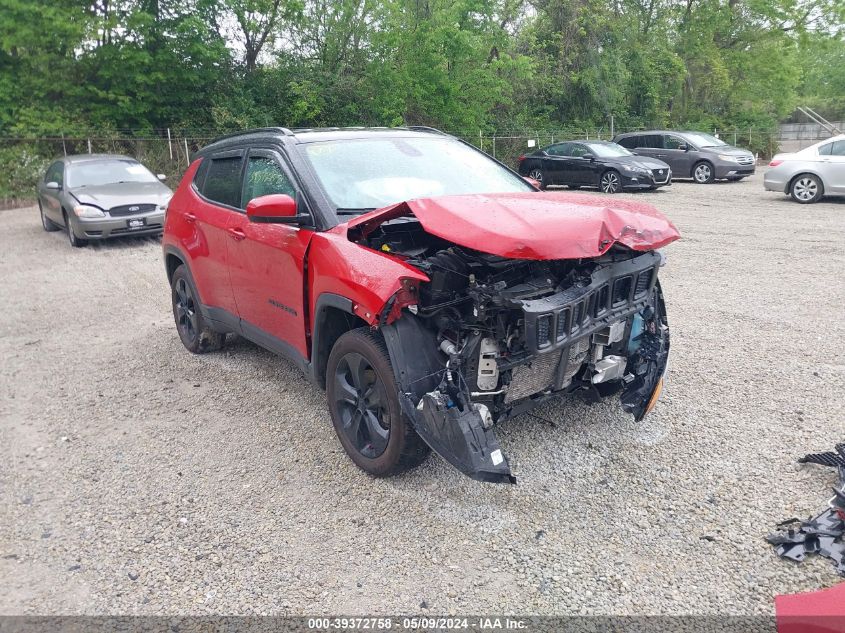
[[174, 276, 199, 347], [326, 328, 430, 476], [170, 265, 225, 353], [333, 351, 391, 459]]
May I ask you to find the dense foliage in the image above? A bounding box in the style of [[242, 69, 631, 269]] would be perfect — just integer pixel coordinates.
[[0, 0, 842, 136]]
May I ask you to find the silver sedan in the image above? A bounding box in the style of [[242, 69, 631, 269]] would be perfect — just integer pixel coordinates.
[[764, 134, 845, 203], [36, 154, 172, 247]]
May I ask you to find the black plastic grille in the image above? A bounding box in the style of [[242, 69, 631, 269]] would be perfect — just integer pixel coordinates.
[[634, 270, 652, 297], [536, 314, 552, 348], [109, 203, 157, 217], [520, 251, 661, 354]]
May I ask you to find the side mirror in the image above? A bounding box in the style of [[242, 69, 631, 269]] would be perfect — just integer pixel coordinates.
[[246, 194, 306, 224], [678, 143, 689, 151], [523, 176, 541, 189], [157, 174, 167, 181], [45, 181, 60, 190], [582, 153, 595, 161]]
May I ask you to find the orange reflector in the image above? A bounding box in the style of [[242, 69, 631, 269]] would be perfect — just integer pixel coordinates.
[[644, 377, 664, 416]]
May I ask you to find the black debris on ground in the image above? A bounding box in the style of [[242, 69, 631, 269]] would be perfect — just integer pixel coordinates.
[[767, 443, 845, 577]]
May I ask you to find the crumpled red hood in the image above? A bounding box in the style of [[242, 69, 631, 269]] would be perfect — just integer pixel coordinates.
[[345, 191, 680, 260]]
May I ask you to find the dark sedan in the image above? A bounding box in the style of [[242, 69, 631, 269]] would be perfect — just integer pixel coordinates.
[[517, 141, 672, 193], [36, 154, 172, 247]]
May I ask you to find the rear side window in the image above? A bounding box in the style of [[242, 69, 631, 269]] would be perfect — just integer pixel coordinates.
[[45, 162, 63, 186], [202, 156, 243, 208], [617, 136, 637, 149], [818, 143, 832, 155], [242, 157, 297, 208], [192, 157, 209, 187], [832, 140, 845, 156], [641, 135, 663, 149], [545, 143, 571, 156]]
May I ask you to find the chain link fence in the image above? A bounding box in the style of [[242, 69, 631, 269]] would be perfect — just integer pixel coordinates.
[[0, 125, 820, 208]]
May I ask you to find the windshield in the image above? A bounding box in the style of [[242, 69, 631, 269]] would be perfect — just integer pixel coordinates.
[[301, 137, 533, 213], [681, 132, 727, 148], [584, 142, 633, 158], [67, 159, 159, 188]]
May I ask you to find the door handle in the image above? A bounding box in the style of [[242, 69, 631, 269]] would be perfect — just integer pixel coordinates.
[[656, 154, 666, 158], [227, 227, 246, 241], [184, 212, 196, 223]]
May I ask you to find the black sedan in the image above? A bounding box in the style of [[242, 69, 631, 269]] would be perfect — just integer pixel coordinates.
[[517, 140, 672, 193]]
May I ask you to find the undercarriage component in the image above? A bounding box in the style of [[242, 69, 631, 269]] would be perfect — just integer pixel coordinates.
[[592, 355, 627, 384], [767, 444, 845, 576], [400, 389, 515, 484]]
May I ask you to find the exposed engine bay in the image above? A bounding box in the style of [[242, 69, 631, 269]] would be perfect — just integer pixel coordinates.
[[365, 218, 670, 484]]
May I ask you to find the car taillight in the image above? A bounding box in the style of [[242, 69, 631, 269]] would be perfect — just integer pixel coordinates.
[[518, 154, 526, 163], [769, 159, 783, 167]]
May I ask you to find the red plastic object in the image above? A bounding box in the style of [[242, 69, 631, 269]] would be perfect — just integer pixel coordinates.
[[776, 582, 845, 633]]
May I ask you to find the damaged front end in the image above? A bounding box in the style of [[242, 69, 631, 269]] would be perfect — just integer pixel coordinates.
[[372, 223, 671, 484]]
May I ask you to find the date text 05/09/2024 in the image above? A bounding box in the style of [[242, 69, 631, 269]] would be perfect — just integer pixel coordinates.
[[307, 617, 528, 630]]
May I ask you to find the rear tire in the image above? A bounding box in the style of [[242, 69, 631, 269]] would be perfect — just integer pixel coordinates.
[[64, 211, 88, 247], [326, 328, 430, 477], [39, 201, 59, 231], [170, 265, 225, 353], [692, 161, 715, 184], [790, 173, 823, 204]]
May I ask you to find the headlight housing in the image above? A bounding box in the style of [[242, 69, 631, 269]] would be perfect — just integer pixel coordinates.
[[73, 204, 105, 218], [718, 154, 739, 162]]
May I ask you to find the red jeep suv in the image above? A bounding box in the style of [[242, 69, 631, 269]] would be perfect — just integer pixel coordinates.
[[162, 127, 679, 483]]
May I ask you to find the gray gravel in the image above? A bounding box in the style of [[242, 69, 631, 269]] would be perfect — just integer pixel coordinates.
[[1, 172, 844, 616]]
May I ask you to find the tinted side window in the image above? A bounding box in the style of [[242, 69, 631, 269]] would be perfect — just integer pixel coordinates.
[[45, 162, 63, 185], [664, 135, 686, 150], [192, 157, 209, 188], [617, 136, 638, 149], [569, 144, 590, 158], [828, 140, 845, 156], [641, 135, 663, 149], [202, 156, 243, 208], [545, 143, 571, 156], [242, 157, 297, 208]]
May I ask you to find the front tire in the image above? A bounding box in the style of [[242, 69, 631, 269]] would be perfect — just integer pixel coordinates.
[[528, 168, 547, 190], [790, 174, 823, 204], [39, 201, 59, 231], [692, 161, 715, 184], [600, 170, 622, 194], [64, 211, 88, 247], [326, 328, 429, 477], [170, 265, 225, 353]]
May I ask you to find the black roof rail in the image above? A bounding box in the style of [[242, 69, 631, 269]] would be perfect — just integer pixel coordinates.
[[207, 127, 294, 145], [406, 125, 448, 135]]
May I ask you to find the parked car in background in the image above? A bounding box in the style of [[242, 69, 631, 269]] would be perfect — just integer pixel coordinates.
[[162, 127, 678, 483], [764, 134, 845, 204], [613, 131, 755, 183], [37, 154, 172, 247], [517, 140, 672, 193]]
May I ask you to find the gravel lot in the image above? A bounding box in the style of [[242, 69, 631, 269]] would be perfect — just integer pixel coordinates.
[[1, 172, 844, 617]]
